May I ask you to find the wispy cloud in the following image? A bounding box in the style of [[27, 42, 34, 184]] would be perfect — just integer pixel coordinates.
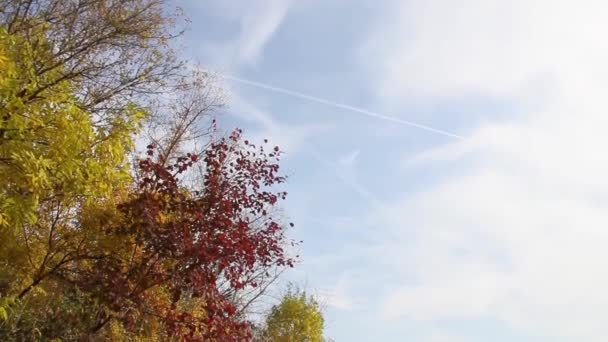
[[305, 146, 382, 206], [195, 0, 292, 67], [317, 274, 360, 311], [361, 0, 608, 104], [226, 90, 330, 155], [363, 1, 608, 340], [227, 89, 382, 206]]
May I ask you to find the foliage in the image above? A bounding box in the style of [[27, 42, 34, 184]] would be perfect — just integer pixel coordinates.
[[0, 24, 144, 228], [0, 24, 143, 340], [1, 0, 185, 114], [264, 287, 325, 342], [65, 135, 295, 340], [0, 0, 298, 340]]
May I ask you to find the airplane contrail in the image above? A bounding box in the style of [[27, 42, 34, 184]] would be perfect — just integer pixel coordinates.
[[224, 75, 465, 140]]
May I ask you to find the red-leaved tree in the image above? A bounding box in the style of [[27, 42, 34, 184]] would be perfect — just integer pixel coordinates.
[[66, 130, 296, 340]]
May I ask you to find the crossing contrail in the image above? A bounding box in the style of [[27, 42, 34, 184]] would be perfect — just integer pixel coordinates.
[[224, 75, 465, 140]]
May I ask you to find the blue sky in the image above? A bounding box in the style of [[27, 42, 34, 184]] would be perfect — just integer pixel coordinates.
[[179, 1, 608, 341]]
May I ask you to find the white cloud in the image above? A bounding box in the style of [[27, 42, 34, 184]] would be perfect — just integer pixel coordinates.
[[199, 0, 292, 67], [361, 0, 608, 105], [335, 149, 361, 188], [338, 149, 360, 168], [234, 1, 290, 65], [423, 332, 469, 342], [362, 0, 608, 340], [318, 275, 359, 311], [378, 139, 608, 339]]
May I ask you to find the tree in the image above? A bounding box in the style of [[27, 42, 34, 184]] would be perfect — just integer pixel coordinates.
[[0, 0, 185, 114], [264, 287, 325, 342], [0, 0, 185, 305], [0, 1, 298, 340], [65, 135, 295, 340], [0, 22, 144, 296], [0, 24, 144, 340]]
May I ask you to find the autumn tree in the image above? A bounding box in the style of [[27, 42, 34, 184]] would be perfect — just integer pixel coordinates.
[[0, 24, 145, 340], [0, 1, 299, 340], [0, 0, 186, 113], [67, 133, 295, 339], [0, 0, 187, 300], [262, 287, 325, 342]]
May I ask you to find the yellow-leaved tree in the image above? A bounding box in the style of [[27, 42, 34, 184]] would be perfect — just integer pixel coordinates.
[[263, 287, 326, 342], [0, 25, 144, 339]]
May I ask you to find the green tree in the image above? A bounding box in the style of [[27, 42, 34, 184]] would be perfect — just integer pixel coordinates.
[[264, 287, 325, 342]]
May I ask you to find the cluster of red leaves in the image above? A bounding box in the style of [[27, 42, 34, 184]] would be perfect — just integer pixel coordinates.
[[73, 130, 295, 340]]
